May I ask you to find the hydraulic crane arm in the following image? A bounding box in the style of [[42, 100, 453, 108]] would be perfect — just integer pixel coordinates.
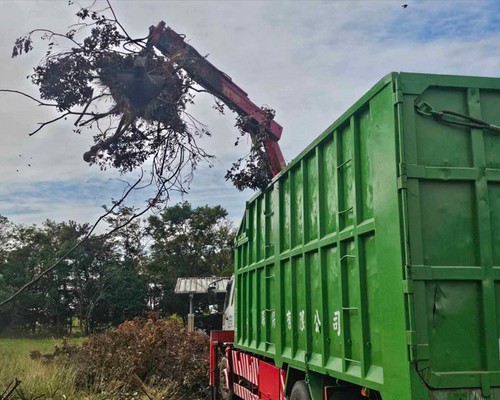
[[147, 21, 286, 177]]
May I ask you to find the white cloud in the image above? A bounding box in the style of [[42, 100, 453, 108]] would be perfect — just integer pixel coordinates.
[[0, 0, 499, 226]]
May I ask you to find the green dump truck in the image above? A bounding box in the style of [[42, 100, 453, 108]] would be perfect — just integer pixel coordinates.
[[209, 72, 500, 400]]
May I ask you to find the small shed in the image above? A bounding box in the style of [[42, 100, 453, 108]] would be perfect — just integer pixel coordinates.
[[174, 276, 230, 295], [174, 277, 230, 331]]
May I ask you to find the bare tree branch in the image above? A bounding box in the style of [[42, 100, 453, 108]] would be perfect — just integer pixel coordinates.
[[29, 112, 72, 136], [105, 0, 134, 42], [0, 89, 58, 107], [26, 28, 83, 48]]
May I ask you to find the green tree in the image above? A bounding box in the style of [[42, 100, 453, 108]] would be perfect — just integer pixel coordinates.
[[70, 234, 115, 335], [146, 202, 235, 314], [0, 215, 14, 257], [0, 220, 85, 335], [98, 207, 149, 326], [0, 215, 15, 331]]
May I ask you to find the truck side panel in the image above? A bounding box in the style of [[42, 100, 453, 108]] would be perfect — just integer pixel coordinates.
[[235, 72, 500, 400], [235, 75, 412, 399], [399, 74, 500, 395]]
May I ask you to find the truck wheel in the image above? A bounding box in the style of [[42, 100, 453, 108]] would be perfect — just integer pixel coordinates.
[[290, 380, 311, 400]]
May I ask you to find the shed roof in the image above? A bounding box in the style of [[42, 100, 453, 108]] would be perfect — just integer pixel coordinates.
[[174, 277, 230, 294]]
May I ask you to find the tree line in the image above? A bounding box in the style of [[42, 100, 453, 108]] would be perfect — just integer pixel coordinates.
[[0, 202, 235, 336]]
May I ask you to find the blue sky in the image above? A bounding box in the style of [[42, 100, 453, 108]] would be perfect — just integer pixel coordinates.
[[392, 1, 500, 43], [1, 0, 500, 232]]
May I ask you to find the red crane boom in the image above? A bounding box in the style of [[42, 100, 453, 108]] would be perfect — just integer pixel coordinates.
[[147, 21, 286, 177]]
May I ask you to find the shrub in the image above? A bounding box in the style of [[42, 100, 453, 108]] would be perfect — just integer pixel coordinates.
[[73, 317, 210, 399]]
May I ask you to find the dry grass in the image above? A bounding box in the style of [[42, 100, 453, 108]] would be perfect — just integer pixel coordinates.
[[0, 338, 83, 399], [0, 335, 206, 400], [0, 338, 142, 399]]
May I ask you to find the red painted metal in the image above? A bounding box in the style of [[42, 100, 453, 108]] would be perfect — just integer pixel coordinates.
[[262, 137, 286, 180], [228, 348, 286, 400], [232, 350, 259, 385], [149, 21, 165, 43], [147, 21, 286, 177], [209, 330, 234, 386], [258, 360, 281, 400], [234, 383, 259, 400]]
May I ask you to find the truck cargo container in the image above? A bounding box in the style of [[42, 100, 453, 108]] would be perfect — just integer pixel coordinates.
[[210, 72, 500, 400]]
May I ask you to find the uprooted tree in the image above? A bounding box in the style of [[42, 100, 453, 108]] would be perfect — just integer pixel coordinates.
[[8, 0, 277, 194]]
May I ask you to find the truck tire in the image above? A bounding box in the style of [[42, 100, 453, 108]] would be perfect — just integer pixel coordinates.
[[290, 380, 311, 400]]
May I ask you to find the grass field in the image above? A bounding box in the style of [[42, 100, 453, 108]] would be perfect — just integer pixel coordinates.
[[0, 337, 189, 400], [0, 337, 91, 400]]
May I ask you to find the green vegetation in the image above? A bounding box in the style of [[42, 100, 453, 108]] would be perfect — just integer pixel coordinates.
[[0, 338, 85, 399], [0, 202, 234, 336], [0, 201, 229, 398], [0, 319, 208, 400]]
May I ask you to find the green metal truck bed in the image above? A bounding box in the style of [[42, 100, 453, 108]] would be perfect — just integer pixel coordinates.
[[234, 72, 500, 400]]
